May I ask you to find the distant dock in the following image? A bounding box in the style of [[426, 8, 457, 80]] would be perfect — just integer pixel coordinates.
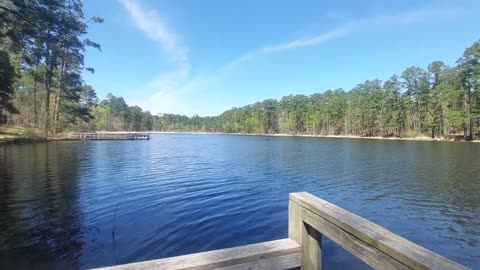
[[65, 132, 150, 141]]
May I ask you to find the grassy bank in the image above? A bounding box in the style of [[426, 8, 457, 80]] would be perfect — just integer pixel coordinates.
[[0, 126, 47, 144]]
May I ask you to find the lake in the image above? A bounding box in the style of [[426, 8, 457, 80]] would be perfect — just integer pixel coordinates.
[[0, 134, 479, 269]]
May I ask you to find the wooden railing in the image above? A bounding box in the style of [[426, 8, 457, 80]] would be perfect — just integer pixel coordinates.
[[94, 192, 469, 270], [95, 239, 301, 270], [289, 192, 468, 270]]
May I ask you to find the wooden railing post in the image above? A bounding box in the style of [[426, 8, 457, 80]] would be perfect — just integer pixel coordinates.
[[289, 199, 322, 269], [288, 200, 303, 245], [290, 192, 469, 270]]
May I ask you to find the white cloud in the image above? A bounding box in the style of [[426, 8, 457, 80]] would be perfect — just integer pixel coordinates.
[[222, 7, 464, 72], [118, 0, 189, 69], [222, 25, 352, 71], [118, 1, 465, 116], [127, 69, 207, 115], [118, 0, 194, 114]]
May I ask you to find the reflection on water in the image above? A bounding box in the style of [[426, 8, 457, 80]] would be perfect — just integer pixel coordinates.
[[0, 135, 479, 269], [0, 143, 83, 269]]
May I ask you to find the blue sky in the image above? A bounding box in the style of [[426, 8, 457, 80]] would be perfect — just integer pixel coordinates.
[[82, 0, 480, 116]]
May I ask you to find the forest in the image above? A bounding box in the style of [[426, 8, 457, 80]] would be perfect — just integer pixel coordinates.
[[1, 0, 479, 140]]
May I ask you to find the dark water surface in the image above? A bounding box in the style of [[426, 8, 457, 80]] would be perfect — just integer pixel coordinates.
[[1, 134, 479, 269]]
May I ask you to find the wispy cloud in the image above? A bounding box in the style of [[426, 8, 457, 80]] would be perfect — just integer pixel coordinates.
[[222, 6, 465, 72], [118, 0, 195, 114], [222, 25, 352, 71], [118, 1, 465, 116], [128, 71, 207, 116], [118, 0, 189, 69]]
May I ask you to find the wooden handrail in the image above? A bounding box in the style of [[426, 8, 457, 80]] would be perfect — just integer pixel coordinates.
[[92, 193, 469, 270], [93, 239, 300, 270], [288, 192, 469, 270]]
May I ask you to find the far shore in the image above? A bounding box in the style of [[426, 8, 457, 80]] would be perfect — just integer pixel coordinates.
[[2, 129, 479, 144], [146, 131, 480, 143]]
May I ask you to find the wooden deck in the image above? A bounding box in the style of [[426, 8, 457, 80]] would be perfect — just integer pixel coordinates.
[[93, 192, 469, 270], [66, 132, 150, 140]]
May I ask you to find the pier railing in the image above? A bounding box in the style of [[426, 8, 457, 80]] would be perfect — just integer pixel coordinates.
[[96, 192, 468, 270], [288, 192, 467, 270]]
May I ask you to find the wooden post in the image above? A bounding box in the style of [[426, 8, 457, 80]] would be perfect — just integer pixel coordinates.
[[289, 199, 322, 270], [288, 200, 303, 246], [303, 223, 322, 270]]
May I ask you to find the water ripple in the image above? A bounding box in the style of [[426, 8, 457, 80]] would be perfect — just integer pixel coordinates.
[[0, 135, 479, 269]]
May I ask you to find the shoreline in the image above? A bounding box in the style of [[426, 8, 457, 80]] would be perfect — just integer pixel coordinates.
[[147, 131, 480, 143], [2, 131, 479, 144], [0, 138, 48, 145]]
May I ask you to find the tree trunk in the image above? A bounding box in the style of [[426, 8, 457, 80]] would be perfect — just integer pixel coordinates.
[[43, 30, 54, 138], [477, 119, 480, 139], [468, 88, 473, 140], [439, 106, 444, 137], [327, 113, 330, 135], [106, 107, 110, 131], [33, 70, 39, 127], [53, 58, 66, 134], [44, 72, 51, 138], [53, 89, 61, 134], [470, 118, 474, 140]]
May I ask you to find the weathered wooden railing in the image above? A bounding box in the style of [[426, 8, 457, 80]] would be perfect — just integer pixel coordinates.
[[288, 192, 468, 270], [96, 239, 301, 270], [96, 192, 468, 270]]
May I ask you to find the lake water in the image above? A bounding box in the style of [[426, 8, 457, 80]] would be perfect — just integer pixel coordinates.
[[0, 134, 479, 269]]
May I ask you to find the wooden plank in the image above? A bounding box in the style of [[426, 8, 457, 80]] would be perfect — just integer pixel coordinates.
[[215, 253, 300, 270], [302, 208, 409, 270], [93, 238, 300, 270], [290, 192, 468, 270]]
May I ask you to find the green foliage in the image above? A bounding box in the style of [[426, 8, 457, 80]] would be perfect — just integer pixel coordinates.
[[1, 0, 102, 135], [80, 38, 480, 140], [405, 130, 419, 138], [1, 2, 479, 140], [22, 127, 41, 139], [142, 111, 153, 131], [139, 40, 480, 140]]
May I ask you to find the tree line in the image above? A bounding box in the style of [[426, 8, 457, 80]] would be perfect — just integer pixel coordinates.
[[0, 0, 102, 137], [146, 41, 480, 140], [1, 1, 479, 140]]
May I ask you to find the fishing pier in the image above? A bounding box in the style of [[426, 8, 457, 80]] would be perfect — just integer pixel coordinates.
[[66, 132, 150, 141]]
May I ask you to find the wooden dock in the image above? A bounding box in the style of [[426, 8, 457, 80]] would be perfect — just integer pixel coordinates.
[[66, 132, 150, 141], [94, 192, 469, 270]]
